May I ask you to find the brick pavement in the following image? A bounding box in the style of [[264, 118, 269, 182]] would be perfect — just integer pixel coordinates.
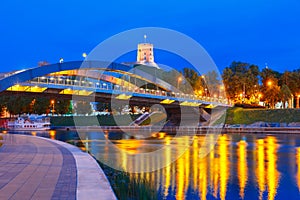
[[0, 134, 116, 200]]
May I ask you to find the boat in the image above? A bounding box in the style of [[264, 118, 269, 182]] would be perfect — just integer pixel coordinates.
[[7, 115, 51, 131]]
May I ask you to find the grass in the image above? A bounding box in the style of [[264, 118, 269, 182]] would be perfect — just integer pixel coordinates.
[[97, 162, 158, 200], [51, 108, 300, 126], [225, 107, 300, 125], [67, 139, 159, 200]]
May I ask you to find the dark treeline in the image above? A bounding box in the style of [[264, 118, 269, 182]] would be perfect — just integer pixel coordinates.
[[222, 61, 297, 108], [0, 95, 72, 117], [180, 61, 298, 108]]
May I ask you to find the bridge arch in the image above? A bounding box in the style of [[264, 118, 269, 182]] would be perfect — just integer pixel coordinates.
[[0, 61, 178, 93]]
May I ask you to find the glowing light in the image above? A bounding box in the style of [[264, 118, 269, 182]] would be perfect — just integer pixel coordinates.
[[219, 135, 229, 200], [180, 101, 201, 106], [49, 130, 56, 140], [266, 136, 280, 200], [176, 147, 185, 200], [256, 139, 265, 200], [116, 94, 132, 100], [296, 148, 300, 192], [237, 140, 248, 199], [267, 80, 272, 86], [163, 137, 171, 197], [205, 104, 216, 108], [115, 139, 142, 155]]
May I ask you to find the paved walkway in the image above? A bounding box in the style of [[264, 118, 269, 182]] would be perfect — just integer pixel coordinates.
[[0, 134, 116, 200]]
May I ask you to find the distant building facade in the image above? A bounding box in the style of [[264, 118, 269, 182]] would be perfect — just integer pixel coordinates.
[[137, 43, 154, 63]]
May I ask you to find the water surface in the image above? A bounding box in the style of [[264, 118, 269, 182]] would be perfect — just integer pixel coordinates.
[[3, 130, 300, 200]]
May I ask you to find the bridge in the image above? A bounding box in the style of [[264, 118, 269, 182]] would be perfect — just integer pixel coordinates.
[[0, 61, 230, 126]]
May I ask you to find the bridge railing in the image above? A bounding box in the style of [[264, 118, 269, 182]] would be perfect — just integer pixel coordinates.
[[29, 76, 230, 105]]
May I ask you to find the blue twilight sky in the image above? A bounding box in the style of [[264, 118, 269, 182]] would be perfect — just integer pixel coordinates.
[[1, 0, 300, 73]]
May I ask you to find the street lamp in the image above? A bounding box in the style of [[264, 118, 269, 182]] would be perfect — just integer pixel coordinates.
[[258, 93, 262, 102], [267, 80, 272, 87], [51, 100, 55, 116], [219, 85, 224, 98], [82, 52, 87, 58], [177, 76, 182, 89]]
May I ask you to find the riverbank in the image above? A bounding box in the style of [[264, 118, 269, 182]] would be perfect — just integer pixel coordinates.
[[51, 115, 142, 126], [52, 125, 300, 134], [225, 107, 300, 125]]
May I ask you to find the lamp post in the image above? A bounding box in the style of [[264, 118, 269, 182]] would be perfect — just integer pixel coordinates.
[[177, 76, 182, 89], [219, 85, 224, 98], [266, 80, 273, 108], [267, 80, 272, 87], [51, 100, 55, 116], [258, 93, 262, 102]]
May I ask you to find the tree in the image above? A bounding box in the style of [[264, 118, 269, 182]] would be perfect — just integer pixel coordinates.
[[182, 68, 204, 95], [261, 67, 281, 86], [204, 70, 221, 97], [32, 97, 51, 115], [222, 62, 259, 102], [96, 102, 111, 112], [280, 70, 300, 96], [75, 101, 92, 115], [5, 95, 32, 116], [264, 85, 281, 108], [0, 95, 8, 117], [55, 100, 72, 115], [279, 84, 292, 108]]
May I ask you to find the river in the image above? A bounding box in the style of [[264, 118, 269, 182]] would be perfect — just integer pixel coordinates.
[[3, 130, 300, 200]]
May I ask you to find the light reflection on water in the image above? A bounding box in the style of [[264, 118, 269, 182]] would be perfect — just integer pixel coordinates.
[[4, 130, 300, 199], [87, 133, 300, 200]]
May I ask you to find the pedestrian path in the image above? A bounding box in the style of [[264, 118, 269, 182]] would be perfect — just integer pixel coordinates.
[[0, 133, 116, 200]]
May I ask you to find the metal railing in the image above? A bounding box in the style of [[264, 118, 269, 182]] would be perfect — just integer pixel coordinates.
[[29, 76, 230, 105]]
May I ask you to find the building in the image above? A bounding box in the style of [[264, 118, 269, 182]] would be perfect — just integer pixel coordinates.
[[137, 43, 154, 63], [134, 35, 159, 69]]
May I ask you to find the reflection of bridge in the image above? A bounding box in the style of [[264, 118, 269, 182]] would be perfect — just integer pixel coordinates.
[[0, 61, 230, 125]]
